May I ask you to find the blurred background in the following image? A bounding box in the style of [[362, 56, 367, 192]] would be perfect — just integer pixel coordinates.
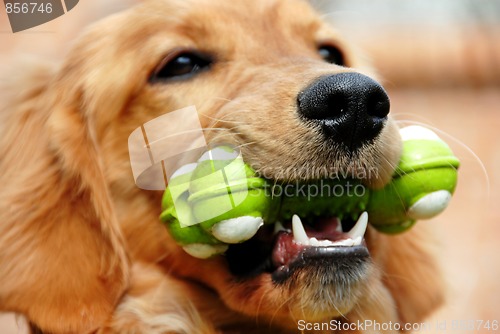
[[1, 0, 499, 333], [318, 1, 500, 332]]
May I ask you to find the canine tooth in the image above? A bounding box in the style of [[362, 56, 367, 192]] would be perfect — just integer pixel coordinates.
[[347, 212, 368, 240], [352, 236, 362, 246], [182, 244, 228, 259], [336, 219, 343, 233], [292, 215, 309, 245], [212, 216, 263, 244]]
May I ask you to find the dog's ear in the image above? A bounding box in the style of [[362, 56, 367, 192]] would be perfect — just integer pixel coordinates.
[[0, 62, 129, 333]]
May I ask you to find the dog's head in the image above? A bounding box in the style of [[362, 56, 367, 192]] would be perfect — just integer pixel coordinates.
[[53, 0, 404, 326]]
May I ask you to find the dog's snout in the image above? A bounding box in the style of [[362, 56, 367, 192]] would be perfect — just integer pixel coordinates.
[[297, 73, 390, 150]]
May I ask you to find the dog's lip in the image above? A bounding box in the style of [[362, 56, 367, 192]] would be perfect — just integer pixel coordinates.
[[272, 244, 370, 282]]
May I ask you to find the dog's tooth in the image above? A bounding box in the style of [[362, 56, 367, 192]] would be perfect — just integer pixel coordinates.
[[332, 239, 353, 247], [273, 221, 288, 235], [347, 212, 368, 240], [309, 237, 339, 247], [352, 236, 363, 246], [318, 239, 335, 247], [310, 237, 335, 247], [292, 215, 309, 245], [309, 237, 320, 246], [182, 244, 228, 259], [336, 219, 343, 233], [212, 216, 263, 244]]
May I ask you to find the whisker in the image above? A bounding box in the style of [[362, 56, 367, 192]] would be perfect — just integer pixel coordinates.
[[392, 113, 436, 126], [210, 96, 233, 103], [201, 114, 247, 125], [254, 287, 267, 327], [210, 131, 245, 139], [269, 293, 295, 325], [319, 10, 357, 21], [234, 141, 257, 149], [199, 108, 254, 126], [200, 128, 228, 131]]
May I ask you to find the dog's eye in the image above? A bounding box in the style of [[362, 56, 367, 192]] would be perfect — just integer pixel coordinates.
[[318, 45, 345, 66], [151, 51, 212, 82]]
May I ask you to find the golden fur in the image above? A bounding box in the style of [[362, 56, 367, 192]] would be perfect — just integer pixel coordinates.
[[0, 0, 444, 333]]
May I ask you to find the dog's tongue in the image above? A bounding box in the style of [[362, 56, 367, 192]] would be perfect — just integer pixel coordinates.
[[271, 214, 368, 268], [271, 216, 342, 267], [311, 217, 343, 237]]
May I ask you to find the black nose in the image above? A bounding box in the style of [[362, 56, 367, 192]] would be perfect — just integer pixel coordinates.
[[297, 73, 390, 151]]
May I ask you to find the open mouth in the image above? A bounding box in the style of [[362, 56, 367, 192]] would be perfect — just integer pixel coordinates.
[[225, 211, 370, 281], [159, 146, 377, 281]]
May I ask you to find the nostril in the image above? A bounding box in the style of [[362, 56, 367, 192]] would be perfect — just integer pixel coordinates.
[[297, 73, 390, 151], [297, 89, 349, 121], [367, 88, 390, 119]]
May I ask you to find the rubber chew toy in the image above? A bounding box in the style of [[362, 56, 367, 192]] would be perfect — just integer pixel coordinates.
[[160, 125, 459, 258]]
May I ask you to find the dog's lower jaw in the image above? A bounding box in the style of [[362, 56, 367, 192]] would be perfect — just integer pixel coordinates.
[[197, 259, 376, 328], [278, 259, 374, 322]]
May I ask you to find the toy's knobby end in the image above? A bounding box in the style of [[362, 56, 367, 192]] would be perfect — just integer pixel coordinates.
[[182, 244, 228, 259], [407, 190, 452, 220]]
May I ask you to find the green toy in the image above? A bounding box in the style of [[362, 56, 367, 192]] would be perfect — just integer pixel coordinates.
[[160, 125, 459, 258]]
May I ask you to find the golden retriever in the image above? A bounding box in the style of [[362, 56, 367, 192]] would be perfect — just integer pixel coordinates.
[[0, 0, 444, 333]]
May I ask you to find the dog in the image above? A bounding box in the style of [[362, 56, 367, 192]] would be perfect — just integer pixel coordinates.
[[0, 0, 445, 333]]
